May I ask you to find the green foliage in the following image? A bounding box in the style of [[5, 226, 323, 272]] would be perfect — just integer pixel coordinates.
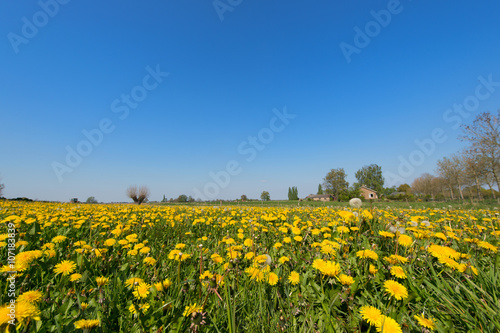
[[317, 184, 323, 195], [323, 168, 349, 198], [338, 187, 361, 201], [288, 187, 299, 200], [260, 191, 270, 201], [241, 195, 248, 201], [397, 184, 411, 193], [354, 164, 384, 194], [177, 194, 188, 202], [86, 196, 98, 204]]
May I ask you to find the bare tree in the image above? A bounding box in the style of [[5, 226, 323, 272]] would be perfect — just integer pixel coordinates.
[[127, 185, 150, 205], [461, 111, 500, 192], [436, 155, 466, 200], [411, 173, 436, 198], [461, 148, 485, 200]]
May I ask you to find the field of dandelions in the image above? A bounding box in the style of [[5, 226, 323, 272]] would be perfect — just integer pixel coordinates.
[[1, 200, 499, 332]]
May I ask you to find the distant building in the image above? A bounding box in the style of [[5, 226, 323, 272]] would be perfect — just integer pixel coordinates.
[[70, 198, 79, 203], [305, 194, 335, 201], [359, 185, 378, 200]]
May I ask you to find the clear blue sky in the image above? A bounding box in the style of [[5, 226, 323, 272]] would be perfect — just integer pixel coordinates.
[[1, 1, 500, 202]]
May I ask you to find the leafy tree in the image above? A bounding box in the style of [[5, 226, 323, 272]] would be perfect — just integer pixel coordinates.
[[382, 186, 397, 197], [317, 184, 323, 195], [354, 164, 384, 194], [177, 194, 188, 202], [86, 196, 98, 204], [323, 168, 349, 198], [397, 184, 411, 194], [126, 185, 150, 205], [288, 186, 299, 200], [338, 186, 361, 201], [241, 194, 248, 201], [260, 191, 270, 201], [161, 194, 168, 203]]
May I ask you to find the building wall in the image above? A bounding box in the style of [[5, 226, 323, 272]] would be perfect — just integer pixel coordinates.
[[360, 188, 378, 200]]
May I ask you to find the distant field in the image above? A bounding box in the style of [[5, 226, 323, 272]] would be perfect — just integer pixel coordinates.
[[152, 199, 500, 211]]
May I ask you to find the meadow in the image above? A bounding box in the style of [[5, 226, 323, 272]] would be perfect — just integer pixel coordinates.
[[1, 200, 499, 332]]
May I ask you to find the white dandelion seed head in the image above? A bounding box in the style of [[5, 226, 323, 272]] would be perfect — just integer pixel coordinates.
[[349, 198, 362, 208]]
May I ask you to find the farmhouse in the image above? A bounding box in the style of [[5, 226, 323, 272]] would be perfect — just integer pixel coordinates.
[[305, 194, 335, 201], [359, 185, 378, 200]]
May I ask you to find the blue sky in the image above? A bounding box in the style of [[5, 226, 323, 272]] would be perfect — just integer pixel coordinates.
[[1, 1, 500, 202]]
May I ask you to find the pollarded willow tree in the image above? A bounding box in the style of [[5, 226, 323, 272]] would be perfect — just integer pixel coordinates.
[[126, 185, 150, 205]]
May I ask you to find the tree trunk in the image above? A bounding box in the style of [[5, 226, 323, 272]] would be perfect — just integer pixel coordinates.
[[492, 168, 500, 198], [449, 185, 455, 200], [486, 180, 496, 199], [475, 175, 482, 200], [458, 184, 464, 200]]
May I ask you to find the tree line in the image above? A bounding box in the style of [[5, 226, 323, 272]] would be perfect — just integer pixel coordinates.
[[411, 111, 500, 200]]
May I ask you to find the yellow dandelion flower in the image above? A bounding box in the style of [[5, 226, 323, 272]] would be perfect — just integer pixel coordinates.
[[245, 267, 265, 282], [127, 249, 138, 256], [268, 272, 279, 286], [74, 319, 100, 330], [143, 257, 157, 266], [477, 241, 498, 253], [369, 264, 378, 275], [356, 249, 379, 261], [81, 302, 89, 311], [51, 235, 67, 243], [244, 252, 255, 260], [211, 253, 223, 264], [338, 274, 354, 286], [375, 316, 402, 333], [384, 255, 409, 265], [278, 256, 290, 264], [154, 282, 164, 292], [125, 277, 144, 288], [70, 273, 83, 282], [104, 238, 116, 246], [53, 260, 76, 276], [414, 313, 436, 330], [288, 271, 300, 285], [183, 303, 203, 317], [200, 270, 214, 280], [17, 290, 43, 304], [162, 278, 172, 289], [397, 235, 413, 247], [390, 266, 407, 279], [15, 301, 41, 326], [359, 305, 382, 326], [383, 280, 408, 300], [133, 282, 151, 299], [96, 276, 109, 287]]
